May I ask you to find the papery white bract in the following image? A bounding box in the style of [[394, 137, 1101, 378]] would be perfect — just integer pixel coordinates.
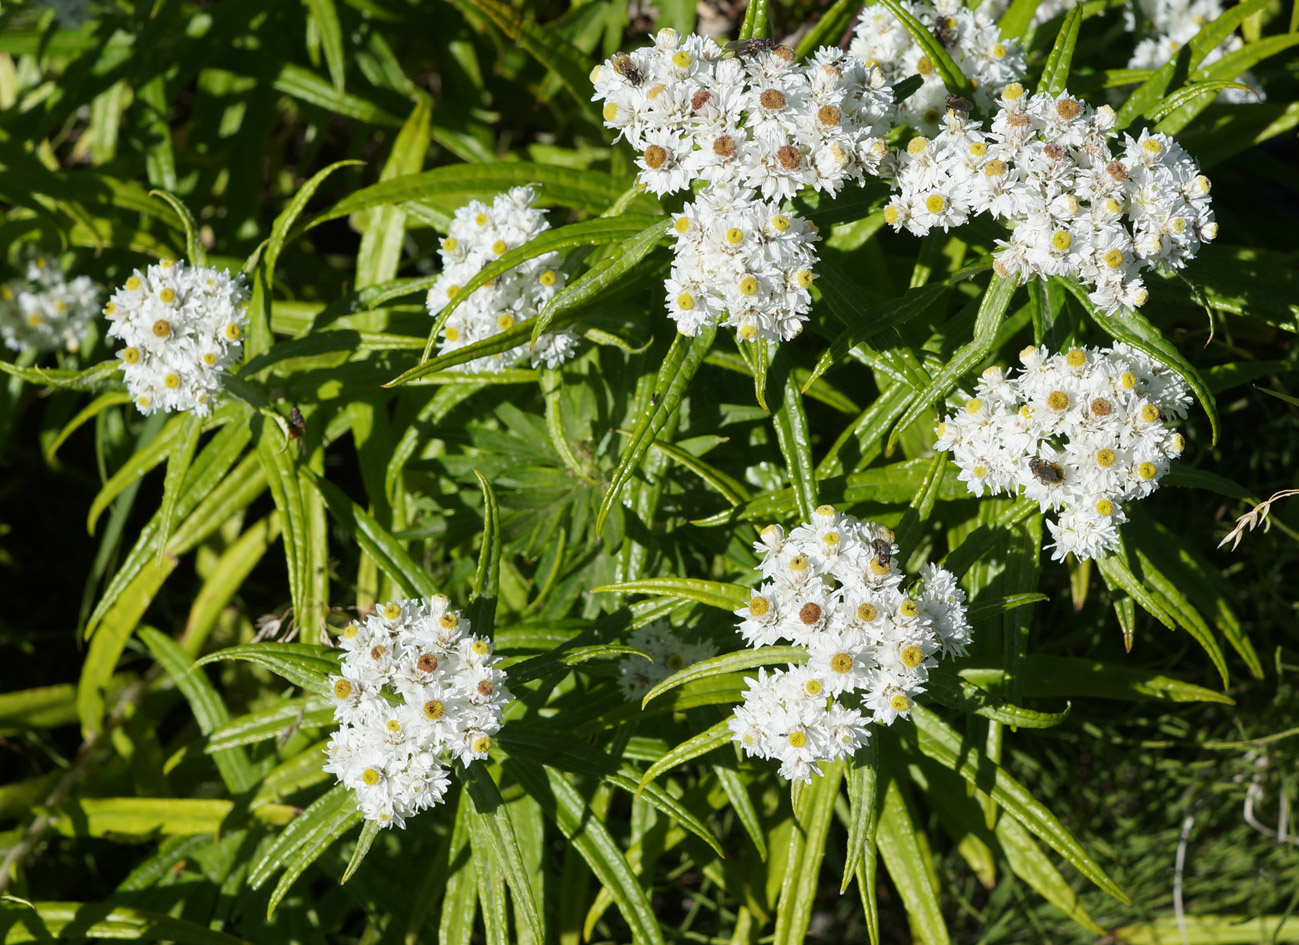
[[617, 622, 717, 701], [729, 506, 971, 782], [324, 594, 512, 827], [104, 260, 248, 417]]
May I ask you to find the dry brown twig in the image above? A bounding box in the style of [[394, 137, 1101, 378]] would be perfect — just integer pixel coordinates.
[[1218, 489, 1299, 551]]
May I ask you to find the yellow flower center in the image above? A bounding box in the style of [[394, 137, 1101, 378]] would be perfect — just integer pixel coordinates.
[[738, 276, 759, 296], [1121, 371, 1137, 390], [676, 292, 695, 311], [925, 193, 946, 214], [497, 313, 515, 330], [603, 102, 619, 121], [362, 768, 381, 786], [164, 374, 180, 389], [472, 639, 491, 655], [1140, 404, 1160, 423], [125, 276, 142, 291], [672, 50, 691, 68], [899, 600, 919, 618], [804, 679, 823, 696], [159, 287, 176, 304], [1047, 391, 1069, 410], [1138, 462, 1157, 480], [907, 136, 929, 155], [539, 269, 558, 286], [787, 730, 808, 748], [1096, 448, 1116, 468], [1095, 499, 1114, 516], [386, 719, 402, 733], [831, 653, 853, 674], [440, 613, 460, 629], [1051, 230, 1072, 252], [382, 603, 402, 620], [796, 269, 814, 289], [152, 319, 171, 338], [474, 212, 489, 226], [122, 347, 141, 364], [901, 645, 925, 668], [1065, 348, 1086, 367], [1003, 82, 1024, 100], [725, 227, 744, 245], [966, 398, 983, 414], [224, 323, 241, 341], [889, 694, 912, 713], [492, 240, 508, 256], [788, 555, 808, 573], [423, 700, 445, 720], [332, 679, 353, 700], [857, 603, 878, 622], [443, 237, 458, 252]]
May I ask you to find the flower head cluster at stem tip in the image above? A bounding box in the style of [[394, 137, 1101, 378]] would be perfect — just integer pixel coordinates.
[[425, 186, 578, 373], [884, 88, 1215, 315], [0, 253, 100, 354], [935, 342, 1191, 561], [323, 595, 512, 828], [729, 506, 972, 782], [104, 260, 248, 417], [591, 29, 897, 343], [617, 622, 717, 701]]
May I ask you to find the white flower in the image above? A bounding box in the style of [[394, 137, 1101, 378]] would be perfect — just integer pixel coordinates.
[[729, 507, 971, 780], [323, 595, 512, 828], [104, 260, 247, 417], [934, 342, 1191, 561], [617, 622, 717, 701], [0, 254, 100, 354], [426, 186, 578, 372]]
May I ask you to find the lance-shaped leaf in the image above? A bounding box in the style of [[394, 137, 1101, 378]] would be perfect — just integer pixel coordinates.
[[463, 764, 544, 943], [591, 577, 750, 612], [1038, 7, 1084, 96], [640, 646, 807, 707], [196, 643, 340, 696], [638, 718, 734, 792], [877, 0, 973, 97]]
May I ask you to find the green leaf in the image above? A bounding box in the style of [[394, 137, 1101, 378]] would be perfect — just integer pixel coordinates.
[[843, 743, 880, 914], [649, 440, 750, 506], [876, 775, 950, 945], [1038, 7, 1084, 96], [303, 0, 346, 93], [273, 63, 402, 126], [591, 577, 749, 612], [340, 821, 380, 885], [887, 275, 1016, 454], [207, 698, 333, 752], [925, 670, 1070, 728], [195, 643, 340, 696], [770, 347, 818, 520], [294, 163, 651, 240], [531, 219, 672, 342], [794, 0, 867, 58], [1113, 0, 1270, 129], [1151, 80, 1254, 134], [1095, 550, 1176, 631], [44, 391, 132, 464], [469, 470, 501, 637], [0, 902, 257, 945], [738, 0, 769, 39], [355, 95, 432, 291], [877, 0, 972, 97], [505, 644, 648, 685], [449, 0, 602, 119], [774, 762, 844, 945], [640, 646, 807, 707], [155, 413, 202, 565], [908, 704, 1130, 904], [510, 765, 667, 945], [715, 765, 767, 862], [47, 798, 296, 838], [148, 190, 205, 265], [462, 765, 545, 944], [596, 325, 716, 538], [248, 783, 361, 913], [603, 768, 723, 857], [998, 0, 1045, 40], [958, 655, 1233, 704], [1111, 914, 1299, 944], [139, 628, 256, 795], [638, 719, 734, 792], [311, 473, 438, 598], [996, 815, 1105, 935], [425, 216, 658, 345]]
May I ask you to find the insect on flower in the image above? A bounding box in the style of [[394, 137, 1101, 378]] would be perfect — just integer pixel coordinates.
[[944, 94, 973, 120], [932, 18, 960, 51], [287, 406, 306, 440], [871, 538, 893, 567], [1028, 457, 1065, 485], [722, 38, 776, 58], [611, 53, 643, 87]]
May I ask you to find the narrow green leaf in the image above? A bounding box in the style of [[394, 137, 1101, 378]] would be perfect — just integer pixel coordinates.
[[195, 643, 340, 696], [996, 815, 1105, 935], [887, 275, 1016, 454], [44, 391, 132, 464], [649, 440, 750, 506], [774, 762, 844, 945], [998, 0, 1045, 39], [149, 190, 204, 265], [794, 0, 866, 58], [1095, 551, 1176, 631], [909, 704, 1131, 904], [1039, 7, 1084, 96], [0, 358, 118, 392], [248, 783, 352, 888], [738, 0, 769, 39], [958, 654, 1233, 704], [591, 577, 749, 612], [155, 413, 202, 565], [596, 325, 716, 538], [877, 0, 972, 97], [876, 776, 951, 945], [771, 347, 818, 520], [638, 719, 733, 792], [0, 902, 256, 945], [1112, 914, 1299, 944], [715, 765, 767, 862], [340, 821, 380, 885], [207, 698, 332, 752], [139, 628, 256, 795], [469, 470, 501, 637], [604, 769, 723, 857], [640, 647, 807, 707], [462, 764, 544, 944], [303, 0, 346, 92]]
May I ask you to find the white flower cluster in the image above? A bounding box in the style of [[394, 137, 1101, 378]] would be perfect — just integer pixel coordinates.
[[0, 255, 99, 354], [425, 186, 579, 373], [323, 595, 512, 828], [884, 85, 1216, 314], [729, 506, 972, 782], [935, 343, 1191, 561], [1126, 0, 1261, 104], [591, 30, 896, 342], [104, 260, 248, 417], [617, 622, 717, 701], [849, 0, 1027, 134]]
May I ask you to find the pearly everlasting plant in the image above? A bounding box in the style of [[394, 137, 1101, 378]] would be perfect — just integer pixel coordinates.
[[849, 0, 1027, 134], [729, 506, 971, 782], [935, 343, 1191, 560], [1126, 0, 1262, 103], [617, 622, 717, 701], [884, 85, 1215, 314], [0, 254, 100, 354], [104, 260, 248, 416], [426, 186, 579, 371], [324, 595, 511, 828]]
